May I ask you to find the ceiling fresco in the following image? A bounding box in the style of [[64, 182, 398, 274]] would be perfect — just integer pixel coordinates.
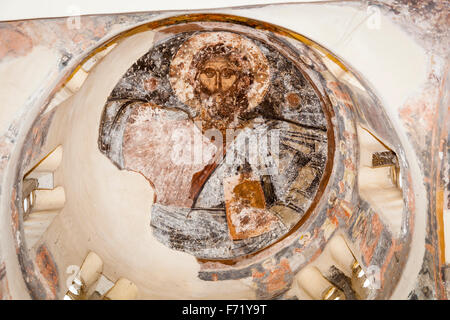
[[98, 29, 330, 259]]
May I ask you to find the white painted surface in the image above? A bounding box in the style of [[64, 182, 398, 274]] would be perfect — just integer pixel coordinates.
[[0, 0, 328, 21]]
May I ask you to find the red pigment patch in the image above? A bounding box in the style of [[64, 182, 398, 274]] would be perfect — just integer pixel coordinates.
[[360, 213, 383, 265], [0, 28, 33, 60], [328, 81, 352, 104], [10, 189, 19, 233], [252, 259, 292, 295], [380, 239, 403, 289], [265, 259, 292, 294], [144, 77, 158, 91], [286, 92, 301, 107], [35, 245, 59, 297]]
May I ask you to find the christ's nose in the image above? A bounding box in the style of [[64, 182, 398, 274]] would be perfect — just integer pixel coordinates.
[[211, 72, 220, 92]]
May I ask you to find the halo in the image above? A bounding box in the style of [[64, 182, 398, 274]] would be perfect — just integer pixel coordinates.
[[169, 31, 270, 112]]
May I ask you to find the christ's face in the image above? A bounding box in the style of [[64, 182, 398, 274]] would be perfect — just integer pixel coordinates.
[[198, 57, 238, 95], [169, 31, 271, 123]]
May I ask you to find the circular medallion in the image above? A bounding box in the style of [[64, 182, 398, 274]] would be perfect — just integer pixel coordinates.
[[169, 31, 271, 115]]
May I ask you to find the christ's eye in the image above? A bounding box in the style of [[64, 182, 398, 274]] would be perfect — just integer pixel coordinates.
[[221, 68, 236, 79], [203, 68, 216, 78]]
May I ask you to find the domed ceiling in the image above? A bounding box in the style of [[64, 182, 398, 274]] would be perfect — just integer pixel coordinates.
[[0, 1, 447, 302]]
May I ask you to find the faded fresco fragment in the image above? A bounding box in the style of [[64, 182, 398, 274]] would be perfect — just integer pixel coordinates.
[[99, 30, 329, 259]]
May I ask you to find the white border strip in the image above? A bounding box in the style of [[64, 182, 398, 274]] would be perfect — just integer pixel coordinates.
[[0, 0, 329, 22]]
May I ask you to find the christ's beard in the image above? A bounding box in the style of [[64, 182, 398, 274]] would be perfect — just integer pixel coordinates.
[[200, 92, 241, 120]]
